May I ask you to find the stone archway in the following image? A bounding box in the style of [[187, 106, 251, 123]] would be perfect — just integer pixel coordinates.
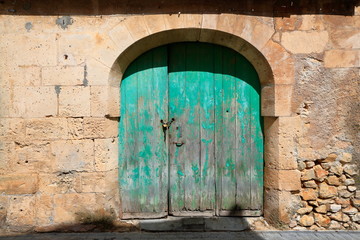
[[100, 18, 299, 225]]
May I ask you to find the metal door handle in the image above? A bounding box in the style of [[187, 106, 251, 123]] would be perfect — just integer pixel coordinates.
[[172, 141, 185, 147]]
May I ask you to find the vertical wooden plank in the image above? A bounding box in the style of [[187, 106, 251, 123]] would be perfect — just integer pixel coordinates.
[[220, 48, 237, 211], [119, 60, 140, 213], [168, 43, 187, 213], [235, 55, 252, 210], [214, 45, 223, 216], [119, 47, 168, 217], [183, 43, 201, 211], [198, 44, 216, 211]]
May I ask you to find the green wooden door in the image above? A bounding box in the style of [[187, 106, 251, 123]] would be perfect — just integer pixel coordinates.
[[119, 43, 263, 219]]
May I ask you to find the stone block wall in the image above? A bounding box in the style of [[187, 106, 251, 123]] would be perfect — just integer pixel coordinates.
[[0, 2, 359, 234]]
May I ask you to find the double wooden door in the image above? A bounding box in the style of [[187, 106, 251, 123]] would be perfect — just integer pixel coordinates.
[[119, 43, 263, 219]]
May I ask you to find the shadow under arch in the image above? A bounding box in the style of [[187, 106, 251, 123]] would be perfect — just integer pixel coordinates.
[[108, 28, 274, 90]]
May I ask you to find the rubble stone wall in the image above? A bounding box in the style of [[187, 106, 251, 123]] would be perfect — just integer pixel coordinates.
[[0, 3, 359, 234]]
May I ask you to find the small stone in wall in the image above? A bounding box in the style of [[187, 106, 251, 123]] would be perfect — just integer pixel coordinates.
[[315, 205, 328, 213], [335, 198, 351, 207], [298, 161, 306, 171], [338, 189, 353, 198], [303, 180, 317, 188], [343, 164, 358, 176], [299, 215, 315, 227], [329, 220, 342, 229], [322, 153, 337, 163], [318, 199, 335, 205], [314, 165, 328, 181], [356, 191, 360, 199], [351, 213, 360, 223], [329, 162, 343, 176], [326, 176, 341, 186], [306, 161, 315, 168], [351, 198, 360, 208], [330, 211, 345, 222], [301, 188, 318, 201], [343, 206, 358, 215], [321, 163, 331, 170], [314, 213, 331, 227], [319, 182, 338, 199], [344, 179, 355, 186], [340, 153, 352, 164], [301, 169, 315, 181], [297, 207, 313, 215], [308, 201, 319, 206], [348, 186, 357, 192], [329, 204, 342, 213]]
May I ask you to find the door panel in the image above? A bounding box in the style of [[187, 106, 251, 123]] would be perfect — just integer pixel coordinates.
[[119, 46, 169, 218], [119, 43, 263, 218]]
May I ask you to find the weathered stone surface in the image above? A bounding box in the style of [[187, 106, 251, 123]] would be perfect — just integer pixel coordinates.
[[281, 31, 328, 54], [315, 205, 328, 214], [344, 179, 355, 186], [59, 86, 91, 117], [299, 215, 315, 227], [351, 199, 360, 208], [25, 118, 68, 140], [303, 180, 317, 188], [94, 138, 118, 171], [335, 198, 351, 207], [83, 118, 118, 139], [305, 161, 315, 168], [338, 189, 353, 198], [329, 204, 342, 213], [343, 206, 358, 215], [7, 196, 36, 226], [351, 213, 360, 223], [0, 174, 38, 194], [329, 220, 342, 229], [314, 165, 328, 181], [319, 182, 337, 199], [340, 153, 352, 163], [300, 188, 318, 201], [301, 169, 315, 181], [329, 162, 343, 176], [324, 50, 360, 68], [321, 153, 337, 163], [343, 164, 358, 176], [42, 66, 84, 86], [298, 161, 306, 171], [326, 176, 341, 186], [297, 207, 313, 215], [308, 201, 319, 207], [51, 140, 95, 172], [348, 186, 357, 192], [314, 213, 331, 227]]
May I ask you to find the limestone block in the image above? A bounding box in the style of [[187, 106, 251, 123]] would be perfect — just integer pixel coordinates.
[[57, 33, 93, 66], [124, 16, 150, 41], [0, 65, 41, 87], [0, 118, 25, 140], [0, 196, 8, 226], [0, 174, 38, 194], [94, 138, 118, 171], [261, 84, 293, 117], [35, 194, 54, 226], [298, 15, 325, 31], [143, 14, 167, 34], [324, 50, 360, 68], [25, 118, 68, 140], [108, 22, 134, 51], [51, 139, 94, 172], [76, 172, 117, 193], [264, 117, 298, 170], [274, 15, 300, 31], [108, 87, 120, 117], [86, 58, 112, 86], [0, 87, 14, 117], [12, 141, 54, 173], [0, 142, 13, 173], [328, 29, 360, 49], [13, 86, 58, 118], [83, 117, 118, 139], [38, 173, 80, 194], [42, 66, 84, 86], [1, 33, 57, 66], [67, 118, 84, 140], [281, 31, 328, 54], [7, 196, 36, 226], [90, 86, 109, 117], [264, 168, 301, 191], [53, 193, 104, 224], [314, 213, 331, 227], [59, 86, 91, 117]]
